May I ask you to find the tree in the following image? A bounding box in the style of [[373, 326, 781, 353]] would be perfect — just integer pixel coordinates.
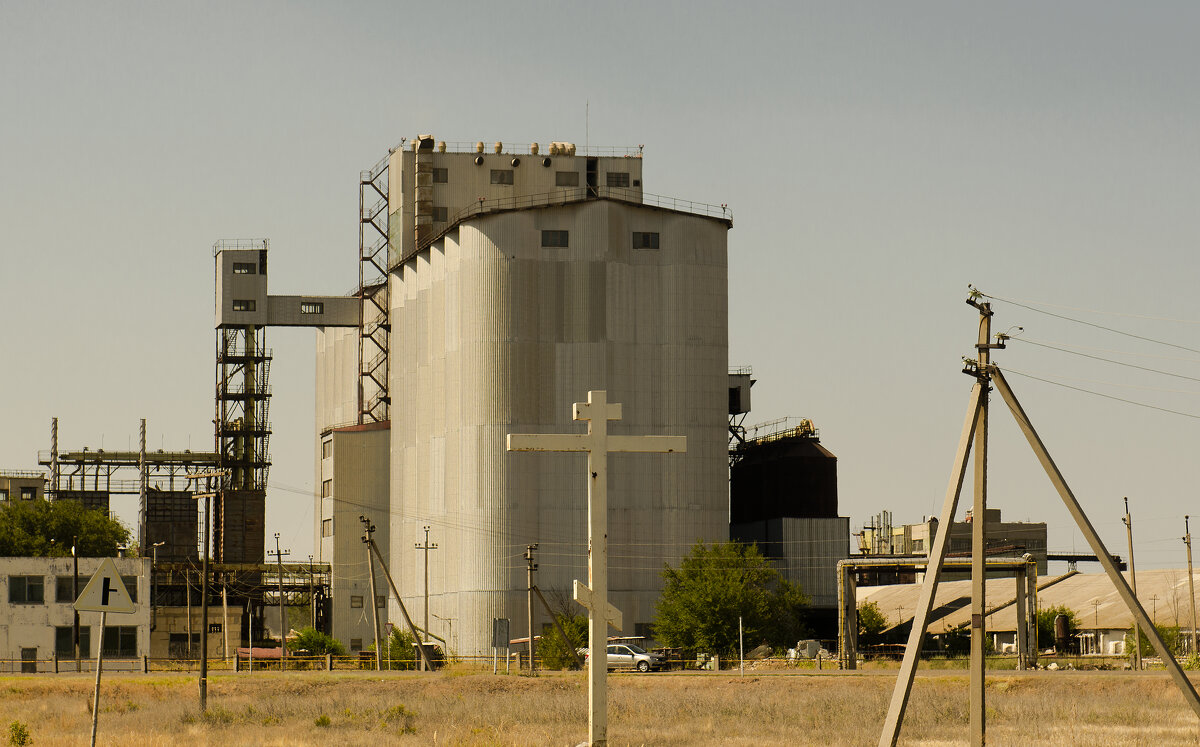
[[1037, 604, 1079, 652], [0, 498, 130, 557], [652, 541, 808, 657], [540, 611, 587, 670], [1126, 624, 1183, 657], [287, 627, 346, 656], [858, 601, 888, 645]]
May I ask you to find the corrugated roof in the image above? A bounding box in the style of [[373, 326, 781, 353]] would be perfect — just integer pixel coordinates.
[[858, 568, 1200, 633]]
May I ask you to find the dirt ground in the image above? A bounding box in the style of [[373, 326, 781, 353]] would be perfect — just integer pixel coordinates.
[[2, 668, 1199, 745]]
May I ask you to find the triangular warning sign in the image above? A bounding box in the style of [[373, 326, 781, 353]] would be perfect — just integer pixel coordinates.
[[74, 557, 136, 613]]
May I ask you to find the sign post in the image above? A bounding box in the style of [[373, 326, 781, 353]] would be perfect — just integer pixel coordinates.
[[508, 390, 685, 746], [74, 557, 137, 747], [492, 618, 509, 675]]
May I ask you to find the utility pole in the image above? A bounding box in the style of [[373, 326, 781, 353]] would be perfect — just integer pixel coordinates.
[[271, 533, 291, 667], [307, 555, 316, 630], [969, 294, 998, 746], [189, 469, 228, 712], [525, 544, 538, 675], [150, 541, 165, 633], [1124, 497, 1141, 670], [73, 535, 80, 672], [415, 525, 439, 669], [1186, 515, 1198, 655], [361, 516, 383, 671]]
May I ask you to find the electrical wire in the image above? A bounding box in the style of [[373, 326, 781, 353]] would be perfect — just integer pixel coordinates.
[[995, 365, 1200, 420], [1008, 338, 1200, 383], [979, 291, 1200, 354], [978, 292, 1200, 325]]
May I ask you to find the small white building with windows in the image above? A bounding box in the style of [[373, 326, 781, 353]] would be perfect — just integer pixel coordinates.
[[1, 556, 149, 671]]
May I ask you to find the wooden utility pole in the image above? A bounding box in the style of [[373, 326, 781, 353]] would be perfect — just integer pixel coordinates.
[[364, 535, 434, 671], [415, 526, 438, 671], [189, 468, 228, 712], [361, 516, 383, 670], [508, 390, 686, 746], [307, 555, 316, 630], [1123, 497, 1141, 670], [525, 544, 538, 675], [271, 533, 290, 666], [1186, 516, 1198, 655]]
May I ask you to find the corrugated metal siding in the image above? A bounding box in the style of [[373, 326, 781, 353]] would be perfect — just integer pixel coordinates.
[[390, 199, 727, 655]]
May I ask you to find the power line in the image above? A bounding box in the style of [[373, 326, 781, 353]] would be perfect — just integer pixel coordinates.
[[996, 365, 1200, 420], [1010, 338, 1200, 383], [979, 291, 1200, 355]]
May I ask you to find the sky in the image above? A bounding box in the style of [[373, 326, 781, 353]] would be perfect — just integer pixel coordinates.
[[2, 2, 1199, 571]]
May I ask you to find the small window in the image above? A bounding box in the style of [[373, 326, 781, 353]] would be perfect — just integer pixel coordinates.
[[121, 576, 138, 604], [321, 479, 332, 498], [376, 595, 386, 609], [55, 626, 91, 657], [432, 167, 448, 183], [232, 300, 256, 312], [9, 576, 44, 604], [350, 638, 363, 652], [321, 439, 332, 459], [632, 232, 660, 250], [541, 230, 569, 248], [350, 595, 364, 609], [432, 206, 448, 223], [20, 487, 35, 500], [555, 171, 579, 187], [321, 518, 333, 537], [232, 262, 256, 275], [102, 626, 137, 657], [0, 489, 7, 501], [300, 301, 324, 315], [56, 576, 76, 603], [490, 169, 514, 185], [606, 172, 630, 188]]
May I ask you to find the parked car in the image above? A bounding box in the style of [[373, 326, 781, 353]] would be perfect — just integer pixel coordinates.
[[582, 644, 665, 672]]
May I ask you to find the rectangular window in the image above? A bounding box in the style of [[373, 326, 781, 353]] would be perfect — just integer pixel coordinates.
[[490, 169, 514, 185], [55, 626, 91, 657], [321, 439, 332, 459], [0, 489, 7, 501], [432, 167, 448, 183], [300, 301, 324, 315], [432, 206, 448, 223], [232, 300, 256, 312], [9, 575, 44, 604], [56, 576, 77, 603], [376, 595, 386, 609], [232, 262, 256, 275], [321, 518, 333, 537], [606, 172, 630, 188], [102, 626, 137, 657], [350, 595, 364, 609], [632, 232, 660, 250], [20, 487, 35, 500], [555, 171, 579, 187], [541, 230, 569, 248], [121, 576, 138, 604], [350, 638, 363, 652], [321, 479, 332, 498]]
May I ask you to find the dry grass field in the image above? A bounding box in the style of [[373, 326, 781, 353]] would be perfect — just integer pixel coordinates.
[[2, 668, 1199, 746]]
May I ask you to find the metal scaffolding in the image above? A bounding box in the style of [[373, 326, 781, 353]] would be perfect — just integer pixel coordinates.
[[358, 153, 390, 425]]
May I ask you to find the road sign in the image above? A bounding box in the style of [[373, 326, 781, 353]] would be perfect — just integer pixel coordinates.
[[74, 558, 136, 614]]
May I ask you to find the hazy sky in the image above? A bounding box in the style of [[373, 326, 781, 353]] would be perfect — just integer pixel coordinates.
[[3, 2, 1199, 570]]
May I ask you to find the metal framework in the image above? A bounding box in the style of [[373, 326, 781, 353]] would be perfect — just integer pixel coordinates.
[[215, 309, 272, 564], [358, 153, 390, 424]]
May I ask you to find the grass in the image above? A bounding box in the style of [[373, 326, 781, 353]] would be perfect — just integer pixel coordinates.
[[0, 668, 1198, 745]]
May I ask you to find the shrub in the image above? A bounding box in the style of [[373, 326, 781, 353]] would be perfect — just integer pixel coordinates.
[[314, 714, 331, 728], [287, 628, 346, 656], [8, 721, 31, 747], [539, 613, 587, 670], [381, 704, 416, 734]]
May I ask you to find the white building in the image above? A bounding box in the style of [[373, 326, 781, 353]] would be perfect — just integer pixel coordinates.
[[1, 556, 149, 671], [317, 136, 732, 656]]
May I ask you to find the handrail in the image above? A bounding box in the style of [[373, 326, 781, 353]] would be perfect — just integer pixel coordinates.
[[406, 140, 642, 157]]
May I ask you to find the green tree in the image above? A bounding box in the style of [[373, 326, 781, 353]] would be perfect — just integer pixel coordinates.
[[1037, 604, 1079, 651], [652, 541, 808, 657], [540, 612, 587, 670], [1126, 624, 1183, 657], [287, 627, 346, 656], [858, 601, 888, 645], [0, 498, 130, 557]]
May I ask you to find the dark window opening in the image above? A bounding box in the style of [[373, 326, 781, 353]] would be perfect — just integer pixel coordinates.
[[55, 626, 91, 657], [432, 206, 448, 222], [9, 575, 44, 604], [632, 232, 660, 250], [555, 171, 579, 187], [606, 172, 630, 188], [300, 301, 324, 315], [232, 300, 256, 312], [541, 230, 569, 248], [432, 167, 448, 183], [232, 262, 256, 275], [102, 626, 138, 657], [490, 169, 514, 185]]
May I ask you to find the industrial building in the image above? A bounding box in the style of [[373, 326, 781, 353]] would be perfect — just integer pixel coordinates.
[[728, 417, 851, 634], [315, 136, 733, 655]]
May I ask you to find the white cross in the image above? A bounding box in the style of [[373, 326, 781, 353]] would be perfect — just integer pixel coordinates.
[[507, 390, 685, 746]]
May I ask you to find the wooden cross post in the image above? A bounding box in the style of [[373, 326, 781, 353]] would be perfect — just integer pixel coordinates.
[[507, 390, 685, 746]]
